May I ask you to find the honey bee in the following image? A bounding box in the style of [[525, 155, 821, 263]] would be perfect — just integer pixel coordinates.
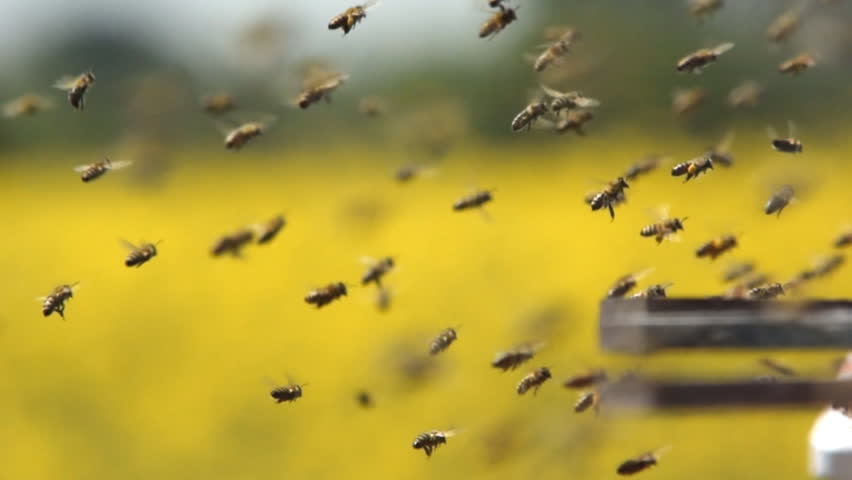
[[201, 93, 236, 115], [479, 4, 518, 39], [294, 73, 349, 110], [394, 163, 436, 183], [328, 0, 380, 35], [705, 132, 735, 167], [270, 382, 307, 403], [624, 155, 664, 182], [606, 268, 654, 299], [358, 96, 387, 118], [574, 391, 600, 413], [727, 81, 763, 109], [766, 8, 802, 43], [810, 254, 845, 278], [676, 43, 734, 73], [3, 94, 53, 118], [722, 262, 755, 282], [550, 109, 595, 135], [747, 282, 786, 300], [764, 185, 795, 217], [671, 155, 713, 182], [640, 207, 687, 244], [589, 177, 629, 220], [492, 343, 541, 371], [758, 357, 795, 376], [696, 234, 738, 260], [531, 28, 580, 72], [834, 230, 852, 248], [54, 71, 96, 110], [73, 157, 133, 183], [39, 283, 78, 319], [223, 121, 271, 151], [412, 429, 457, 457], [516, 367, 552, 395], [564, 369, 608, 389], [255, 215, 286, 244], [688, 0, 724, 19], [540, 85, 600, 113], [356, 390, 373, 408], [210, 228, 255, 257], [767, 121, 803, 153], [779, 52, 816, 75], [631, 283, 673, 299], [122, 240, 159, 268], [511, 100, 549, 132], [430, 327, 458, 355], [361, 257, 394, 286], [305, 282, 348, 308], [617, 447, 670, 476], [453, 189, 493, 212], [672, 87, 705, 115]]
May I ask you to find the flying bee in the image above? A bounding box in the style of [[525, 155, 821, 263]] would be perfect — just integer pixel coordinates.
[[617, 447, 670, 476], [811, 254, 845, 278], [574, 391, 600, 414], [255, 215, 286, 244], [748, 283, 786, 300], [356, 390, 373, 408], [742, 273, 771, 290], [834, 230, 852, 249], [640, 206, 687, 244], [676, 42, 734, 73], [122, 240, 159, 268], [430, 327, 458, 355], [328, 0, 380, 35], [705, 132, 735, 167], [358, 96, 387, 118], [479, 4, 518, 39], [511, 100, 548, 132], [688, 0, 724, 19], [492, 343, 541, 371], [632, 283, 673, 299], [201, 93, 236, 115], [550, 109, 595, 135], [540, 85, 600, 113], [589, 177, 630, 220], [767, 8, 802, 44], [564, 369, 608, 389], [394, 163, 437, 183], [672, 87, 705, 115], [606, 268, 654, 299], [39, 283, 78, 319], [531, 28, 580, 72], [722, 262, 755, 282], [294, 73, 349, 110], [671, 155, 713, 182], [73, 157, 133, 183], [779, 52, 816, 75], [696, 234, 738, 260], [361, 257, 394, 286], [764, 185, 795, 217], [727, 81, 763, 109], [767, 121, 803, 153], [223, 120, 272, 150], [758, 357, 796, 376], [624, 155, 664, 182], [3, 94, 53, 118], [53, 71, 95, 110], [305, 282, 348, 308], [412, 429, 457, 458], [270, 382, 307, 403], [453, 189, 493, 212], [210, 228, 255, 257], [516, 367, 552, 395]]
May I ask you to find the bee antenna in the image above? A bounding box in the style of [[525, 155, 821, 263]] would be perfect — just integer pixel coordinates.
[[301, 382, 310, 388], [155, 239, 165, 246], [681, 217, 689, 222]]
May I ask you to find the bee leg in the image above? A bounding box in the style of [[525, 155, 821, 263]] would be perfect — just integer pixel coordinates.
[[608, 204, 615, 220]]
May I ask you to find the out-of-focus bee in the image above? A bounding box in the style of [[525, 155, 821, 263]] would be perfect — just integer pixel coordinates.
[[748, 282, 786, 300], [210, 228, 255, 257], [758, 357, 795, 376], [589, 177, 630, 220], [3, 94, 53, 118], [361, 257, 394, 286], [617, 447, 670, 476], [73, 157, 133, 183], [201, 93, 236, 115], [727, 81, 763, 109], [606, 268, 654, 299], [430, 327, 458, 355], [705, 132, 735, 167], [696, 234, 738, 260], [767, 8, 802, 44], [722, 262, 755, 282], [39, 283, 78, 319], [294, 73, 349, 110], [531, 28, 580, 72], [779, 52, 816, 75], [122, 240, 159, 268], [223, 120, 272, 151], [479, 4, 518, 39], [412, 429, 457, 457], [356, 390, 373, 408], [358, 96, 387, 118], [671, 155, 713, 182], [834, 229, 852, 249], [574, 391, 600, 414], [743, 273, 771, 290], [305, 282, 348, 308], [270, 382, 307, 403], [255, 215, 286, 244], [764, 185, 795, 217], [328, 0, 380, 35], [394, 163, 437, 183], [492, 343, 541, 371], [631, 283, 673, 299], [676, 43, 734, 73], [517, 367, 552, 395], [453, 189, 493, 212], [672, 87, 705, 115], [540, 85, 600, 113], [511, 100, 549, 132], [811, 254, 845, 278], [767, 121, 803, 153], [624, 155, 664, 182], [375, 286, 393, 312], [640, 206, 687, 244], [549, 109, 595, 135], [564, 369, 608, 389], [54, 71, 96, 110], [688, 0, 724, 19]]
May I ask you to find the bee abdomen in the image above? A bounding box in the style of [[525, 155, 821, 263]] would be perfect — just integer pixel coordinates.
[[671, 162, 690, 176], [640, 225, 659, 237]]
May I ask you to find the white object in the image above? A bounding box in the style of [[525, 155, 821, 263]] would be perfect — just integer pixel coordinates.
[[810, 353, 852, 478]]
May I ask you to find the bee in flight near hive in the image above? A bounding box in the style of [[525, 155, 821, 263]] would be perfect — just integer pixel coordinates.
[[640, 206, 687, 244], [606, 268, 654, 299], [624, 154, 664, 182], [221, 117, 274, 151], [632, 283, 673, 299], [412, 429, 458, 458], [779, 52, 816, 75], [492, 343, 542, 371], [293, 71, 349, 110], [361, 257, 395, 287], [589, 177, 629, 220], [254, 215, 286, 245], [358, 95, 388, 118], [479, 3, 518, 39], [517, 367, 552, 395], [564, 369, 608, 389], [270, 380, 307, 404], [430, 327, 458, 355], [809, 254, 846, 278], [54, 70, 96, 110], [39, 283, 79, 319], [574, 391, 600, 414], [305, 282, 348, 308], [617, 447, 671, 476], [201, 93, 237, 115], [530, 27, 580, 72], [672, 87, 705, 115], [696, 234, 738, 260], [547, 109, 595, 136], [74, 157, 133, 183], [767, 120, 803, 153], [834, 229, 852, 249], [540, 85, 600, 113], [727, 81, 763, 109], [328, 0, 380, 35], [676, 42, 734, 73], [687, 0, 724, 20], [671, 155, 713, 182], [766, 7, 802, 44], [3, 94, 53, 118], [453, 189, 494, 212], [764, 185, 795, 217], [722, 261, 755, 283], [511, 99, 549, 132], [122, 240, 160, 268], [210, 228, 255, 257]]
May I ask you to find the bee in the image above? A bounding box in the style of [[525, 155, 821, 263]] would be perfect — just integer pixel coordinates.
[[676, 42, 734, 73], [201, 93, 236, 115], [766, 8, 801, 43], [305, 282, 348, 308], [430, 327, 458, 355], [671, 155, 713, 182], [589, 177, 630, 220], [73, 157, 133, 183], [551, 109, 595, 136], [574, 391, 600, 413], [742, 273, 771, 290], [624, 155, 663, 182], [255, 215, 286, 244], [540, 85, 600, 113], [696, 234, 738, 260], [834, 230, 852, 248], [811, 254, 845, 278], [294, 73, 349, 110], [53, 71, 96, 110], [122, 240, 159, 268], [516, 367, 552, 395], [412, 429, 457, 458], [727, 81, 763, 109], [722, 262, 755, 282], [617, 448, 670, 476], [606, 269, 653, 299], [705, 132, 735, 167], [688, 0, 724, 19], [361, 257, 394, 286], [394, 163, 436, 183], [491, 344, 540, 371], [672, 87, 705, 115], [3, 94, 53, 118], [532, 28, 580, 72], [356, 390, 373, 408], [640, 208, 687, 244], [453, 189, 493, 212], [39, 283, 78, 319], [358, 96, 387, 118], [747, 283, 786, 300], [767, 121, 803, 153], [511, 100, 548, 132], [631, 283, 673, 299], [479, 4, 518, 39], [270, 382, 307, 403], [564, 369, 608, 389], [223, 121, 270, 151], [210, 228, 255, 257], [328, 0, 380, 35], [764, 185, 795, 217], [779, 52, 816, 75]]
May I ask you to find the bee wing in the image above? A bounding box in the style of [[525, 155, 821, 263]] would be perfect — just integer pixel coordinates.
[[787, 119, 797, 137], [539, 84, 566, 99], [72, 164, 91, 172], [532, 118, 556, 130], [717, 131, 735, 153], [713, 42, 735, 55], [53, 75, 77, 91], [359, 256, 379, 266], [120, 239, 139, 251], [574, 96, 601, 108], [766, 125, 779, 139], [664, 234, 683, 243], [651, 445, 673, 459], [633, 267, 656, 281], [648, 204, 671, 221], [107, 160, 133, 171], [363, 0, 381, 10], [35, 296, 48, 302], [442, 428, 463, 438]]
